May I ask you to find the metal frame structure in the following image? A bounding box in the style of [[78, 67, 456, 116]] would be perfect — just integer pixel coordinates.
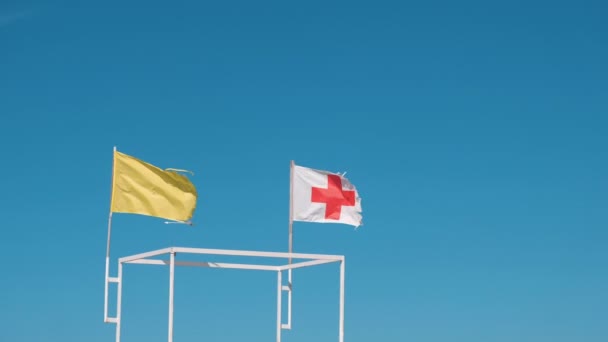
[[105, 246, 345, 342]]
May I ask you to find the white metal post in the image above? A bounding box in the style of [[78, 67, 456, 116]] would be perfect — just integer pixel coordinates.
[[287, 160, 294, 329], [115, 261, 123, 342], [286, 269, 292, 329], [105, 146, 117, 322], [168, 251, 175, 342], [339, 259, 345, 342], [104, 212, 113, 322], [276, 271, 283, 342], [288, 160, 294, 260]]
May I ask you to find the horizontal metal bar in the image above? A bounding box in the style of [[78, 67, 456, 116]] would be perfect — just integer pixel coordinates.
[[281, 324, 291, 330], [173, 247, 344, 261], [281, 285, 291, 291], [123, 259, 172, 266], [105, 317, 118, 324], [279, 259, 340, 271], [108, 277, 120, 283], [124, 258, 281, 271], [119, 247, 173, 263]]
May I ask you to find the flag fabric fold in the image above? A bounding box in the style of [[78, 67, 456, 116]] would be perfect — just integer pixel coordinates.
[[110, 150, 197, 222], [293, 164, 362, 227]]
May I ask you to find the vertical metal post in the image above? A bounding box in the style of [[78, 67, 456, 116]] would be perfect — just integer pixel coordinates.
[[286, 269, 292, 329], [276, 271, 283, 342], [168, 251, 175, 342], [115, 262, 123, 342], [287, 160, 294, 329], [105, 146, 117, 322], [339, 259, 345, 342], [288, 160, 294, 260], [104, 212, 113, 321]]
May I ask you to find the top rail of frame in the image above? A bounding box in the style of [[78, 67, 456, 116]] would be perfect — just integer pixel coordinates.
[[119, 246, 344, 264]]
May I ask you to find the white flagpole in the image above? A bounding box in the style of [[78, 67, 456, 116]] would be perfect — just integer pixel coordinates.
[[288, 160, 294, 257], [168, 251, 176, 342], [276, 270, 283, 342], [339, 259, 345, 342], [104, 146, 116, 322], [287, 160, 294, 328]]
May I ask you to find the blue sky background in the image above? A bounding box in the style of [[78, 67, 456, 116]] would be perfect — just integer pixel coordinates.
[[1, 0, 607, 341]]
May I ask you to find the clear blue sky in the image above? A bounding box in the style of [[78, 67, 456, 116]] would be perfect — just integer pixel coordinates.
[[1, 0, 606, 341]]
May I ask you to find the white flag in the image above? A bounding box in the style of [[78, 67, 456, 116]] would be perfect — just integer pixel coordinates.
[[292, 164, 362, 227]]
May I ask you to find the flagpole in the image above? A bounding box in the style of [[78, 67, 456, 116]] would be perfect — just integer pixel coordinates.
[[289, 160, 294, 257], [104, 146, 116, 322], [287, 160, 294, 329]]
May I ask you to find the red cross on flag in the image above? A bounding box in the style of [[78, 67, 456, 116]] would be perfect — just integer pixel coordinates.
[[292, 163, 362, 227]]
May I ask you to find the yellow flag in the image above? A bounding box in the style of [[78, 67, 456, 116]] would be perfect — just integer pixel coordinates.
[[110, 150, 197, 222]]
